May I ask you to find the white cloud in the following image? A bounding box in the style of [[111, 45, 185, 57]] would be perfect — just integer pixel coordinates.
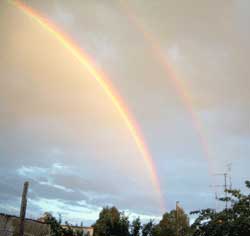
[[17, 166, 47, 179], [39, 181, 74, 193], [17, 163, 72, 179], [29, 198, 100, 223], [17, 163, 75, 193]]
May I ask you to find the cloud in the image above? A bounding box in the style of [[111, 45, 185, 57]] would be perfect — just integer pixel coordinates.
[[17, 163, 72, 179], [29, 198, 100, 223]]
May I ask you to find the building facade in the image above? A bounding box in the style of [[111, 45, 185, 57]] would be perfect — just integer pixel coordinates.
[[61, 225, 94, 236], [0, 213, 50, 236]]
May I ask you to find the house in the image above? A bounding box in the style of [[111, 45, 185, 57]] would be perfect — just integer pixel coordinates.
[[37, 213, 94, 236], [61, 225, 94, 236]]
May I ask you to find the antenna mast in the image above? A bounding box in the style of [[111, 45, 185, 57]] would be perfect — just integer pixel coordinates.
[[210, 163, 232, 210]]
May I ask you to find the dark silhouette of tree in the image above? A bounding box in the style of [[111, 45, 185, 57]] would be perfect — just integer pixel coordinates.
[[130, 217, 141, 236], [62, 222, 74, 236], [152, 208, 190, 236], [191, 180, 250, 236], [75, 229, 84, 236], [93, 206, 129, 236], [41, 213, 84, 236], [42, 212, 63, 236], [142, 220, 154, 236]]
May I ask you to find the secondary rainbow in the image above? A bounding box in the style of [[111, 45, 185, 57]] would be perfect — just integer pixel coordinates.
[[10, 0, 166, 211], [121, 1, 215, 174]]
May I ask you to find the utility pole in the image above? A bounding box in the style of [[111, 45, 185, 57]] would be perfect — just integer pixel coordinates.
[[176, 201, 179, 236], [19, 181, 29, 236]]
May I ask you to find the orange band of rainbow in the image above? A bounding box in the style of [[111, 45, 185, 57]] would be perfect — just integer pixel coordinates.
[[10, 0, 166, 211]]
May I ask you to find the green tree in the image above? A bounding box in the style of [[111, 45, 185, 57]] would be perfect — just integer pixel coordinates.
[[191, 180, 250, 236], [154, 208, 190, 236], [118, 214, 130, 236], [142, 220, 154, 236], [93, 206, 129, 236], [62, 222, 74, 236], [75, 229, 84, 236], [42, 212, 63, 236], [130, 217, 141, 236]]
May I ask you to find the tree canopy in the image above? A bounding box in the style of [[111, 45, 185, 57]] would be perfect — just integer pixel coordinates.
[[191, 180, 250, 236], [153, 207, 190, 236], [93, 206, 129, 236], [92, 206, 190, 236]]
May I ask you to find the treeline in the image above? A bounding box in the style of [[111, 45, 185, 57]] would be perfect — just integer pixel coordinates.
[[42, 213, 87, 236], [93, 205, 190, 236], [45, 180, 250, 236]]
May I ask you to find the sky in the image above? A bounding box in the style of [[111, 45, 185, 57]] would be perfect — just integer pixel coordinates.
[[0, 0, 250, 225]]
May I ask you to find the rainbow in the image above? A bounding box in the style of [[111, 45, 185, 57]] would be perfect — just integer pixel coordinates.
[[120, 1, 215, 174], [9, 0, 166, 211]]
